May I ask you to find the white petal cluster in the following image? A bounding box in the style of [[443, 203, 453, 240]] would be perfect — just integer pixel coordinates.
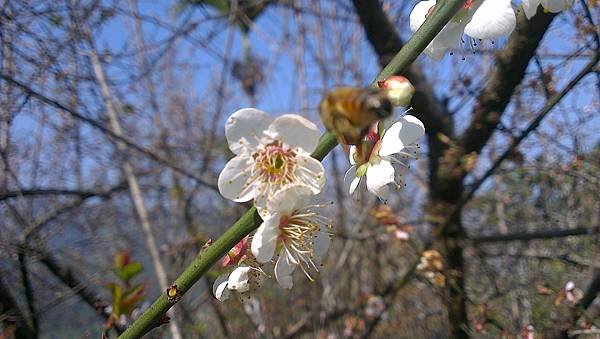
[[251, 184, 331, 289], [213, 265, 263, 301], [216, 108, 331, 298], [216, 106, 425, 297], [522, 0, 572, 19], [218, 108, 325, 218], [344, 115, 425, 202], [410, 0, 516, 59]]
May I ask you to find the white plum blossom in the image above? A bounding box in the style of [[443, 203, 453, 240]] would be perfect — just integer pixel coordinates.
[[251, 184, 331, 289], [344, 115, 425, 202], [410, 0, 516, 59], [522, 0, 572, 19], [212, 259, 265, 301], [218, 108, 325, 218], [213, 266, 248, 301]]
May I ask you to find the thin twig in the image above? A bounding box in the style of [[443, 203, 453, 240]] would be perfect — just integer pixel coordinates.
[[0, 73, 218, 191]]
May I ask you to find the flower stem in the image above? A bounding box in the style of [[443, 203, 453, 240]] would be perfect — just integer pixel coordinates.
[[118, 1, 467, 337], [372, 0, 467, 86]]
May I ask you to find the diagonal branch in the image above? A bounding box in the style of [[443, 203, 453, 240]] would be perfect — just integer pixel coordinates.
[[31, 245, 125, 334], [0, 277, 36, 338], [470, 225, 599, 243], [439, 52, 599, 235], [86, 37, 184, 339], [0, 184, 127, 202], [0, 73, 217, 191], [459, 9, 556, 155], [118, 1, 469, 337], [351, 0, 454, 141]]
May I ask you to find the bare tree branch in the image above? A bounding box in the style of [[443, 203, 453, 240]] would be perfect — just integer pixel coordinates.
[[0, 277, 36, 339], [470, 226, 599, 243], [459, 9, 557, 156], [0, 73, 218, 191], [0, 185, 127, 202], [86, 38, 184, 339]]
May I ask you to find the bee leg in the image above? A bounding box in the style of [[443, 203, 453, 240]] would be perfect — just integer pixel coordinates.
[[332, 117, 359, 146], [353, 140, 370, 165]]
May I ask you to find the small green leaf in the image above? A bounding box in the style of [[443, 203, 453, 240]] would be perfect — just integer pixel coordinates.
[[121, 283, 147, 316], [106, 283, 123, 316], [116, 262, 143, 283]]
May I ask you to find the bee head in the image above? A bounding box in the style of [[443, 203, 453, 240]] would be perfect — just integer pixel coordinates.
[[365, 90, 393, 119]]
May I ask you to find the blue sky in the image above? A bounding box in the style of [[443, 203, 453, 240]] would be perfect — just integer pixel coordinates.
[[9, 0, 599, 192]]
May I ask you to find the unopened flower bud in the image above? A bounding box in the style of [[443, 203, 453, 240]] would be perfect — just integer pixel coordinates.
[[377, 76, 415, 107]]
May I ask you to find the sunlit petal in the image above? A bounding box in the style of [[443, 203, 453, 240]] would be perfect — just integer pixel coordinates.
[[267, 114, 321, 153], [217, 155, 257, 202], [251, 216, 280, 263], [225, 108, 271, 154], [227, 266, 252, 292], [379, 116, 425, 157], [464, 0, 516, 39], [366, 160, 395, 201], [275, 253, 296, 289], [213, 274, 231, 301]]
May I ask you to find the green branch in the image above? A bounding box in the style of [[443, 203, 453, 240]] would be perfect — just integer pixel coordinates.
[[119, 1, 466, 337], [372, 0, 466, 86]]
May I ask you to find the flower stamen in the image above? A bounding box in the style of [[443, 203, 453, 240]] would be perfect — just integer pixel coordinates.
[[277, 206, 332, 281]]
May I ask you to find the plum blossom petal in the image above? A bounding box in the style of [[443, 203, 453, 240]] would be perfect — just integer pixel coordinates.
[[410, 0, 517, 59], [349, 177, 361, 195], [293, 154, 326, 194], [267, 114, 321, 153], [344, 166, 360, 195], [272, 184, 313, 214], [212, 256, 266, 302], [252, 215, 280, 263], [227, 266, 251, 292], [425, 22, 465, 59], [522, 0, 571, 19], [522, 0, 542, 18], [275, 252, 296, 289], [541, 0, 572, 12], [225, 108, 271, 154], [409, 0, 464, 59], [314, 229, 330, 258], [409, 0, 435, 32], [349, 146, 357, 165], [217, 155, 257, 202], [213, 274, 231, 301], [379, 116, 425, 157], [366, 161, 395, 201], [464, 0, 516, 39]]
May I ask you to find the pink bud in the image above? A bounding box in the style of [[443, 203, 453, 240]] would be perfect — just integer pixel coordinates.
[[377, 76, 415, 107], [221, 238, 248, 267]]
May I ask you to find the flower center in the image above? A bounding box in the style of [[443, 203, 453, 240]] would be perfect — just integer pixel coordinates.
[[277, 205, 332, 280], [354, 126, 382, 166], [253, 141, 296, 184]]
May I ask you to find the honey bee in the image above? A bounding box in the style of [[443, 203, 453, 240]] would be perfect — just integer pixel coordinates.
[[319, 87, 393, 146]]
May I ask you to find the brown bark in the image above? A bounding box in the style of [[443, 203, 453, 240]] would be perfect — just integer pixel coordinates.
[[0, 277, 36, 339], [352, 2, 558, 337]]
